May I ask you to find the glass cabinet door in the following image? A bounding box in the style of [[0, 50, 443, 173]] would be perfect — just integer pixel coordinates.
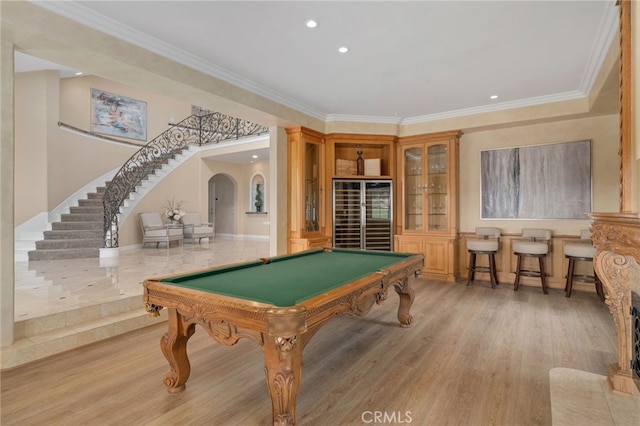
[[426, 144, 448, 231], [403, 143, 449, 232], [305, 142, 320, 232], [403, 147, 423, 231]]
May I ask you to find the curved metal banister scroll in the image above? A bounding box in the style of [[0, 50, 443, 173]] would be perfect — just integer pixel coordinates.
[[102, 112, 268, 248]]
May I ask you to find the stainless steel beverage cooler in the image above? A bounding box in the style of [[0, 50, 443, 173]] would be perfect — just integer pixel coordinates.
[[333, 179, 393, 251]]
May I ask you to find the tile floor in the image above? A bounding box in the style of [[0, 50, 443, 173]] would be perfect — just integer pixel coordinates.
[[3, 238, 270, 369], [550, 368, 640, 426], [14, 237, 270, 321]]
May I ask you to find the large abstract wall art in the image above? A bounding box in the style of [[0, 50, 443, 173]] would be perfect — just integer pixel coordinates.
[[91, 89, 147, 141], [481, 140, 592, 219]]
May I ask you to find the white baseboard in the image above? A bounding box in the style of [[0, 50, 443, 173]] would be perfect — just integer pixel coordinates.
[[15, 212, 48, 240], [215, 233, 269, 241]]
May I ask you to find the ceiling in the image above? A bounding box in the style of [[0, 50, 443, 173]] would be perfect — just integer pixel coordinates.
[[15, 1, 617, 162], [14, 51, 81, 78]]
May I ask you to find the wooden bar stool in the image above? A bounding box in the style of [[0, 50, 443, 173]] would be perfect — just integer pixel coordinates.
[[466, 227, 500, 288], [513, 228, 551, 294], [564, 230, 604, 300]]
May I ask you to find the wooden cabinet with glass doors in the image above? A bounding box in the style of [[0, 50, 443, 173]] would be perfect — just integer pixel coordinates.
[[286, 127, 332, 252], [395, 130, 461, 281]]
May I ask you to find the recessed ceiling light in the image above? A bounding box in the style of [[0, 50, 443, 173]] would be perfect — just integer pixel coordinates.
[[75, 72, 83, 76], [252, 155, 258, 159], [490, 95, 498, 99], [305, 19, 318, 28], [338, 46, 349, 54]]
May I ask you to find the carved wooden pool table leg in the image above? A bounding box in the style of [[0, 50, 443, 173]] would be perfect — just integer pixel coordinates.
[[394, 276, 415, 327], [160, 308, 196, 393], [263, 334, 303, 426]]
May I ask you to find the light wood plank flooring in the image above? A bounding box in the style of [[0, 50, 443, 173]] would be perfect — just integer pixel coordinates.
[[1, 279, 622, 425]]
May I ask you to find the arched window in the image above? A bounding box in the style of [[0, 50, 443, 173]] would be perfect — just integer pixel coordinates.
[[250, 173, 266, 213]]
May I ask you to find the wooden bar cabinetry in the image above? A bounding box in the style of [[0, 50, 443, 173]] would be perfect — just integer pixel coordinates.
[[326, 133, 396, 179], [395, 130, 461, 281], [287, 127, 331, 252], [287, 130, 398, 252]]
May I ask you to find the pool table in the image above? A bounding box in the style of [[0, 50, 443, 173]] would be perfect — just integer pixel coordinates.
[[143, 248, 423, 425]]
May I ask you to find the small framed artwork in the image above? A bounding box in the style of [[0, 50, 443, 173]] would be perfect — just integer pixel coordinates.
[[481, 140, 592, 219], [91, 88, 147, 141]]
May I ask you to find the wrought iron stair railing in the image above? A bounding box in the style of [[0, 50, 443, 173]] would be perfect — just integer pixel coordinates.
[[102, 112, 268, 248]]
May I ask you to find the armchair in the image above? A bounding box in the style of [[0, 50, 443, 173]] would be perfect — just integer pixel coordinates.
[[139, 213, 183, 248], [181, 213, 214, 243]]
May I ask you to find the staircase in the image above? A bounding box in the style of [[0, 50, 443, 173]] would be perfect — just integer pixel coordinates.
[[25, 146, 196, 262], [28, 186, 106, 261], [24, 113, 269, 260]]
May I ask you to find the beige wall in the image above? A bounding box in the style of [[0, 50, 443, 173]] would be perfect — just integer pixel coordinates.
[[245, 162, 270, 237], [14, 72, 195, 221], [269, 127, 289, 256], [1, 39, 16, 346], [59, 76, 192, 143], [52, 74, 194, 210], [118, 155, 202, 247], [459, 114, 619, 235], [202, 158, 271, 238], [114, 153, 270, 247], [14, 71, 56, 225], [47, 130, 137, 211]]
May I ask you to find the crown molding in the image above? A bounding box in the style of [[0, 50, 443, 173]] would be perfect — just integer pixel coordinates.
[[330, 90, 590, 125], [578, 3, 618, 95], [326, 114, 402, 124], [400, 91, 586, 125]]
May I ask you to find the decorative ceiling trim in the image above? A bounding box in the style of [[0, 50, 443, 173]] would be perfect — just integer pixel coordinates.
[[578, 4, 619, 95], [325, 114, 402, 124], [328, 91, 587, 125], [400, 91, 586, 125]]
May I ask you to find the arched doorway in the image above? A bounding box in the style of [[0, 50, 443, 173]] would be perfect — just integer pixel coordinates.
[[209, 174, 237, 236]]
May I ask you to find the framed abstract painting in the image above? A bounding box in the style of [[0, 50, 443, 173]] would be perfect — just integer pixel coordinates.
[[91, 89, 147, 141], [481, 140, 592, 219]]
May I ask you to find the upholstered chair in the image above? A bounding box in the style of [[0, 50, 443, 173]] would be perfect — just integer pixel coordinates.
[[181, 213, 214, 243], [139, 213, 183, 248]]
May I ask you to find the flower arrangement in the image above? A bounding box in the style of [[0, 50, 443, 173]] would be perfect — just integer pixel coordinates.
[[164, 197, 185, 222]]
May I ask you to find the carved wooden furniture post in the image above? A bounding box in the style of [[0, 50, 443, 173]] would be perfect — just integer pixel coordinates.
[[264, 308, 307, 426], [589, 213, 640, 395]]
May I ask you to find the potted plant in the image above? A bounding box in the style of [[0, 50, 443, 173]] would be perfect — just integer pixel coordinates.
[[254, 184, 263, 212]]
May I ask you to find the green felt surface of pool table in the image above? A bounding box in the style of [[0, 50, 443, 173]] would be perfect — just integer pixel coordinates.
[[161, 248, 415, 307]]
